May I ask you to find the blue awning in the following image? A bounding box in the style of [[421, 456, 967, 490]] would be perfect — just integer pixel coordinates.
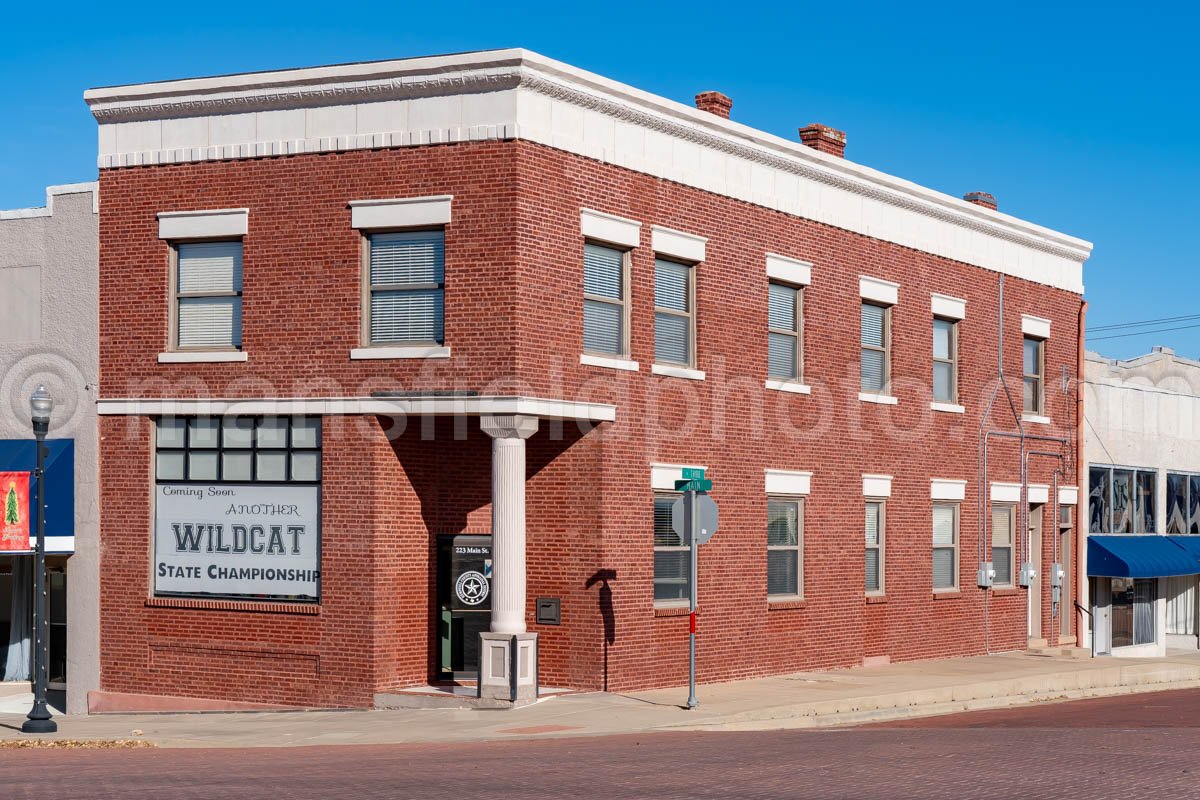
[[1088, 535, 1200, 578]]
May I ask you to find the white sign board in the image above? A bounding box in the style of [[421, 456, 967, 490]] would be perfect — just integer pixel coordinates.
[[154, 483, 320, 601]]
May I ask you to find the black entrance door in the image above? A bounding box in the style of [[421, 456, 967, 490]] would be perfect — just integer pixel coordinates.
[[437, 535, 492, 680]]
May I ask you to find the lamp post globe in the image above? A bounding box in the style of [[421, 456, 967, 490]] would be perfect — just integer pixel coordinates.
[[21, 383, 56, 734]]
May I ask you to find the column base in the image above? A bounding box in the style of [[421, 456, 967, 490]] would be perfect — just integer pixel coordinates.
[[478, 632, 538, 706]]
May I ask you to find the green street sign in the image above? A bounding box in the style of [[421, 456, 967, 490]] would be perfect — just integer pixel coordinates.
[[674, 478, 713, 492], [681, 468, 706, 480]]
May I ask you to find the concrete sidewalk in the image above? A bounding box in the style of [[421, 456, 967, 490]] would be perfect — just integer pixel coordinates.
[[5, 650, 1200, 748]]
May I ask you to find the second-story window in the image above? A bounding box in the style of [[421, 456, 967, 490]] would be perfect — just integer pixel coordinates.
[[654, 258, 695, 367], [364, 230, 445, 346], [583, 242, 629, 357], [172, 241, 243, 350], [1023, 336, 1044, 414], [861, 302, 890, 394], [932, 317, 958, 403], [768, 282, 803, 381]]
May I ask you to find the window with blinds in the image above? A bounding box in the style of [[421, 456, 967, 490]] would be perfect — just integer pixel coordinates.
[[654, 495, 690, 603], [861, 302, 889, 393], [932, 317, 957, 403], [1023, 336, 1044, 413], [932, 503, 958, 591], [365, 230, 445, 345], [865, 501, 885, 594], [654, 258, 693, 366], [768, 282, 802, 381], [767, 498, 803, 597], [991, 504, 1014, 587], [583, 242, 627, 356], [174, 241, 243, 350]]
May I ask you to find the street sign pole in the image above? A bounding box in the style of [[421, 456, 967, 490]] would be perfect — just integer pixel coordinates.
[[687, 488, 698, 709]]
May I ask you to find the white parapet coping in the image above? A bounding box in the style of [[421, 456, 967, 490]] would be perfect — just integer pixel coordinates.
[[85, 49, 1092, 294]]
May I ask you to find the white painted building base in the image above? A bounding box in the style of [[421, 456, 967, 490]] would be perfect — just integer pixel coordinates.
[[478, 632, 538, 705]]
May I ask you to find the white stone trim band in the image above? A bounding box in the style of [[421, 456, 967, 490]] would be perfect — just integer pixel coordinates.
[[766, 253, 812, 286], [991, 482, 1022, 503], [863, 474, 893, 498], [931, 293, 966, 320], [1022, 314, 1051, 339], [158, 208, 248, 239], [651, 463, 708, 491], [651, 225, 706, 262], [96, 395, 616, 421], [931, 479, 967, 501], [580, 208, 641, 248], [349, 195, 452, 229], [860, 276, 899, 305], [765, 469, 812, 496]]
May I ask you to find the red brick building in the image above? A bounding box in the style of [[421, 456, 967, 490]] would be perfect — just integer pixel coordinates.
[[85, 49, 1092, 709]]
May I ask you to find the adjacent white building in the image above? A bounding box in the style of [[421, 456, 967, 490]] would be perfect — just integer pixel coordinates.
[[1084, 346, 1200, 656], [0, 184, 99, 713]]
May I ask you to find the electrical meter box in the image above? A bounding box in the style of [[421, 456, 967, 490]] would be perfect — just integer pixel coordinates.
[[1050, 563, 1064, 587], [977, 562, 995, 589], [1019, 562, 1037, 588]]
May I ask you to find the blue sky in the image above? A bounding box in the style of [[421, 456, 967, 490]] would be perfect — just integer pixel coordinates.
[[2, 1, 1195, 359]]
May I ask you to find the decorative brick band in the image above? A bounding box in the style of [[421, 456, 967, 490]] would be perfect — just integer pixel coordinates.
[[145, 596, 320, 615]]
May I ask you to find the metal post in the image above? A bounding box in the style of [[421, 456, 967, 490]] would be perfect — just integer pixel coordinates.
[[23, 430, 55, 733], [687, 489, 698, 709]]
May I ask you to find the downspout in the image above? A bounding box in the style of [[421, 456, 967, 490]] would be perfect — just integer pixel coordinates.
[[1076, 299, 1088, 646]]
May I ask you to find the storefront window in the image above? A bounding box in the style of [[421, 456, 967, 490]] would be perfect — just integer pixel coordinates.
[[153, 417, 322, 603], [1111, 577, 1156, 647], [1166, 472, 1200, 534]]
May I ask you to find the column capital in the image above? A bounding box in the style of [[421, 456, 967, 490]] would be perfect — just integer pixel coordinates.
[[480, 414, 539, 440]]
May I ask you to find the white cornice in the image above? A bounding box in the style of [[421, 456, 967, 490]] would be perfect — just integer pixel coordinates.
[[85, 49, 1092, 291]]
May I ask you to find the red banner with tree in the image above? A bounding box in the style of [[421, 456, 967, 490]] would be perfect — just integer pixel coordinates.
[[0, 472, 31, 551]]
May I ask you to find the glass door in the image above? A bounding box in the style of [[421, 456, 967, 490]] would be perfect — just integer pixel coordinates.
[[437, 535, 492, 681]]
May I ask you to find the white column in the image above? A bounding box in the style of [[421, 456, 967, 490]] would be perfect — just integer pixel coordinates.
[[480, 414, 539, 635]]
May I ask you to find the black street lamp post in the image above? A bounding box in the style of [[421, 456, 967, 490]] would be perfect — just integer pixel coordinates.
[[22, 384, 56, 734]]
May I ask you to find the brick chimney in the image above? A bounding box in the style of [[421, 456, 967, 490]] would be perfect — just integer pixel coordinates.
[[963, 191, 998, 211], [695, 91, 732, 119], [798, 124, 846, 158]]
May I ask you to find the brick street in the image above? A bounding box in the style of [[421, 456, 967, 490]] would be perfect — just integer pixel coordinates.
[[3, 689, 1199, 799]]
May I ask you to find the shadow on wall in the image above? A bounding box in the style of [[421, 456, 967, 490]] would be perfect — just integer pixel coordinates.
[[585, 568, 617, 691]]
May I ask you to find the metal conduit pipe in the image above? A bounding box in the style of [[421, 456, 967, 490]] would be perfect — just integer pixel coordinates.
[[1025, 450, 1067, 645]]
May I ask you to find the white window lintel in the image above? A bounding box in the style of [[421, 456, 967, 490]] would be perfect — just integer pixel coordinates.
[[931, 292, 966, 320], [651, 225, 706, 262], [765, 469, 812, 496], [651, 463, 708, 491], [580, 208, 641, 248], [766, 253, 812, 286], [1022, 314, 1051, 339], [350, 195, 452, 230], [158, 208, 248, 240], [931, 478, 967, 501], [860, 275, 899, 305], [863, 474, 893, 498]]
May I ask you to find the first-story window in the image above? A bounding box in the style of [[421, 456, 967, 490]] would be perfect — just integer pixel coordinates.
[[153, 416, 322, 603], [991, 504, 1014, 587], [1111, 577, 1156, 647], [865, 500, 885, 594], [932, 502, 958, 591], [172, 240, 243, 350], [583, 242, 630, 357], [767, 498, 803, 597], [364, 229, 445, 345], [653, 495, 689, 603], [1090, 465, 1156, 533]]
